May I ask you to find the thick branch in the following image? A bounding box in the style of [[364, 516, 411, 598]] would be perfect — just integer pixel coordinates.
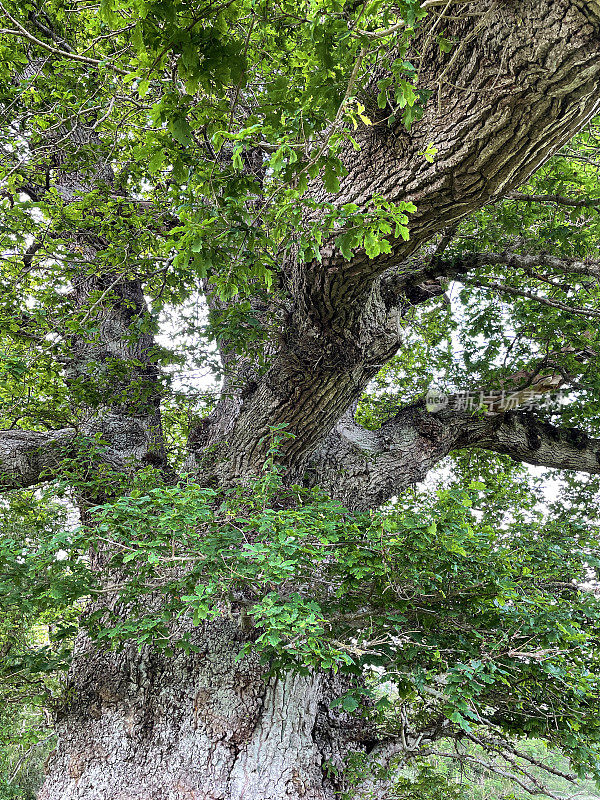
[[309, 405, 600, 510], [212, 0, 600, 478], [466, 411, 600, 473], [13, 42, 168, 477], [0, 428, 76, 490], [298, 0, 600, 322], [200, 262, 447, 480], [437, 250, 600, 280]]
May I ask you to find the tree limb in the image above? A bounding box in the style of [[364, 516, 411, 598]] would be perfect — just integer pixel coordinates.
[[507, 191, 600, 208], [296, 1, 600, 322], [0, 428, 76, 490], [462, 410, 600, 473], [309, 405, 600, 510], [210, 1, 600, 478], [6, 45, 169, 486], [0, 4, 126, 74], [464, 278, 600, 319], [435, 250, 600, 281]]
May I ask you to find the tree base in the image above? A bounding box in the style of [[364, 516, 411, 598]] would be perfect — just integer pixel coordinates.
[[39, 622, 357, 800]]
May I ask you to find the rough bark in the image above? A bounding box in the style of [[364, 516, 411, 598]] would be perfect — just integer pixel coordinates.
[[0, 428, 75, 490], [434, 250, 600, 281], [62, 270, 167, 476], [208, 0, 600, 479], [311, 404, 600, 511], [39, 622, 360, 800], [2, 2, 599, 799]]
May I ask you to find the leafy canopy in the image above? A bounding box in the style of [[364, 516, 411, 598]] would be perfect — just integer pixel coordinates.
[[3, 0, 600, 795]]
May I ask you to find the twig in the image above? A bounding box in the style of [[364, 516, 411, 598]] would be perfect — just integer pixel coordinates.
[[8, 735, 54, 784], [466, 278, 600, 318], [0, 3, 126, 74]]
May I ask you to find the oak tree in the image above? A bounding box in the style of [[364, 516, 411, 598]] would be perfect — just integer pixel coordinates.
[[2, 0, 600, 797]]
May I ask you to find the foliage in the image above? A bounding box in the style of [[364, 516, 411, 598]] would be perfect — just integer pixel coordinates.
[[4, 437, 600, 789], [0, 601, 59, 799], [0, 700, 53, 800], [0, 494, 77, 798], [349, 741, 600, 800], [3, 0, 600, 796], [0, 0, 428, 375]]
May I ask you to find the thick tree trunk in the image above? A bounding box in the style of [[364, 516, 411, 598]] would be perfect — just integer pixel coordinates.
[[39, 622, 357, 800], [205, 0, 600, 481], [18, 1, 600, 797]]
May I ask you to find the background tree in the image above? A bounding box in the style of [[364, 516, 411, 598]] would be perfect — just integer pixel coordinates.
[[2, 0, 600, 798]]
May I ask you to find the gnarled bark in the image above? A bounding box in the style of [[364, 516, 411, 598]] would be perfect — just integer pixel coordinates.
[[39, 623, 359, 800], [3, 1, 599, 798], [311, 405, 600, 511], [0, 428, 75, 490], [210, 0, 600, 479]]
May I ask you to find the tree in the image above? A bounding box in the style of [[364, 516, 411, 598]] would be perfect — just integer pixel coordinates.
[[2, 0, 600, 797]]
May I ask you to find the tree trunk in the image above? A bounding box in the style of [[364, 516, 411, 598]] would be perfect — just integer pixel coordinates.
[[18, 1, 600, 797], [39, 622, 359, 800]]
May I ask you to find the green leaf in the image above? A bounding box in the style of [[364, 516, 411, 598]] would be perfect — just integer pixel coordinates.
[[341, 695, 359, 712], [323, 163, 340, 194], [169, 116, 194, 146], [364, 230, 381, 258]]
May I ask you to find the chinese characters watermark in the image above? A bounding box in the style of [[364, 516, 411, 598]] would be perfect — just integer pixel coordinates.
[[426, 388, 567, 415]]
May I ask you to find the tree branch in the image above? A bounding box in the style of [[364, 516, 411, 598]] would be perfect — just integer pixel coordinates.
[[6, 47, 169, 486], [309, 405, 600, 510], [463, 410, 600, 474], [507, 191, 600, 208], [0, 4, 126, 74], [297, 1, 600, 322], [210, 1, 600, 478], [0, 428, 76, 490], [464, 278, 600, 319], [435, 250, 600, 281]]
